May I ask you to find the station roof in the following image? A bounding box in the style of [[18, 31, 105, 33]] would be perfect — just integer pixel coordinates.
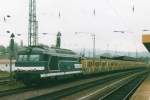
[[142, 35, 150, 52], [143, 35, 150, 43]]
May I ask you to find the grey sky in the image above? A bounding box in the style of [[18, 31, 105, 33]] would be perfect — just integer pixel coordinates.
[[0, 0, 150, 53]]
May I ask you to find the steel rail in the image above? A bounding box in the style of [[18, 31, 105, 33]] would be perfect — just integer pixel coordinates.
[[79, 71, 148, 100], [123, 74, 147, 100], [101, 73, 148, 100], [0, 69, 145, 99], [27, 69, 144, 100]]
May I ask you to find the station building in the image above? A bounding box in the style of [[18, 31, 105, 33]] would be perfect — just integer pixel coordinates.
[[0, 59, 15, 72]]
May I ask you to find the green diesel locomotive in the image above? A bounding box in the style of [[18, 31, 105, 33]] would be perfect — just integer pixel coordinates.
[[15, 45, 82, 84]]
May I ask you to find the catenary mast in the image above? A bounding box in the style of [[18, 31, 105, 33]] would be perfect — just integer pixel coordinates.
[[28, 0, 38, 46]]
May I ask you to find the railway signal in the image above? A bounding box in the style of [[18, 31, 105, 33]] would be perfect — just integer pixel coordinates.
[[9, 33, 15, 80]]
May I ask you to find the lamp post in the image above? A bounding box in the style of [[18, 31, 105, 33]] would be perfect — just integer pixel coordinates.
[[113, 30, 147, 59], [3, 14, 11, 22], [75, 32, 96, 58], [91, 34, 96, 58], [16, 34, 24, 47], [40, 32, 57, 47], [9, 33, 15, 80], [113, 30, 138, 57]]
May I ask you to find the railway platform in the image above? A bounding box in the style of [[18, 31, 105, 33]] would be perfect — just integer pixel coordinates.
[[130, 74, 150, 100]]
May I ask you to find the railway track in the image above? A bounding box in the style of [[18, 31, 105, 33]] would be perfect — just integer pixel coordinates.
[[100, 73, 148, 100], [81, 71, 148, 100], [0, 77, 10, 80], [0, 86, 31, 97], [0, 80, 66, 97], [27, 69, 145, 100], [0, 69, 146, 100], [0, 77, 15, 85]]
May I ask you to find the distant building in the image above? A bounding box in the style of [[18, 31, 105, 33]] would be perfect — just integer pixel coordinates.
[[0, 59, 15, 72]]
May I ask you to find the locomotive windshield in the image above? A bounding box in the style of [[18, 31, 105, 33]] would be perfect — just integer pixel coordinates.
[[18, 54, 40, 62]]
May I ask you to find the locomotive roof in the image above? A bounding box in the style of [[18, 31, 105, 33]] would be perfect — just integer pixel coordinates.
[[18, 46, 79, 58]]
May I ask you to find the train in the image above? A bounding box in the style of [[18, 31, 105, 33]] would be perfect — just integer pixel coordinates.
[[14, 45, 148, 85]]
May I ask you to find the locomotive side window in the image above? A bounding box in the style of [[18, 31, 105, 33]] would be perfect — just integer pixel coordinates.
[[18, 55, 27, 61], [58, 57, 79, 71], [18, 55, 40, 62], [18, 55, 23, 61], [30, 55, 40, 62]]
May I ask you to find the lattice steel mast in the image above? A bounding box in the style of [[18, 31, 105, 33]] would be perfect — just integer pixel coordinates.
[[28, 0, 38, 46]]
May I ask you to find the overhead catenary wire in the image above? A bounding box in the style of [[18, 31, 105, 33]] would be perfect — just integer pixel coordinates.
[[58, 10, 62, 38], [58, 10, 61, 19], [106, 0, 139, 56], [93, 9, 96, 16], [131, 0, 135, 14], [106, 0, 137, 38], [106, 0, 135, 32]]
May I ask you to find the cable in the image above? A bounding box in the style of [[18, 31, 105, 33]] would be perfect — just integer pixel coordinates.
[[106, 0, 129, 29], [131, 0, 135, 14]]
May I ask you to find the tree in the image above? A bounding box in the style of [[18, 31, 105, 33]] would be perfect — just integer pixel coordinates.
[[0, 45, 6, 55], [6, 42, 19, 59]]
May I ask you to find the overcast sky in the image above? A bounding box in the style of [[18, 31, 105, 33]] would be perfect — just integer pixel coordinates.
[[0, 0, 150, 53]]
